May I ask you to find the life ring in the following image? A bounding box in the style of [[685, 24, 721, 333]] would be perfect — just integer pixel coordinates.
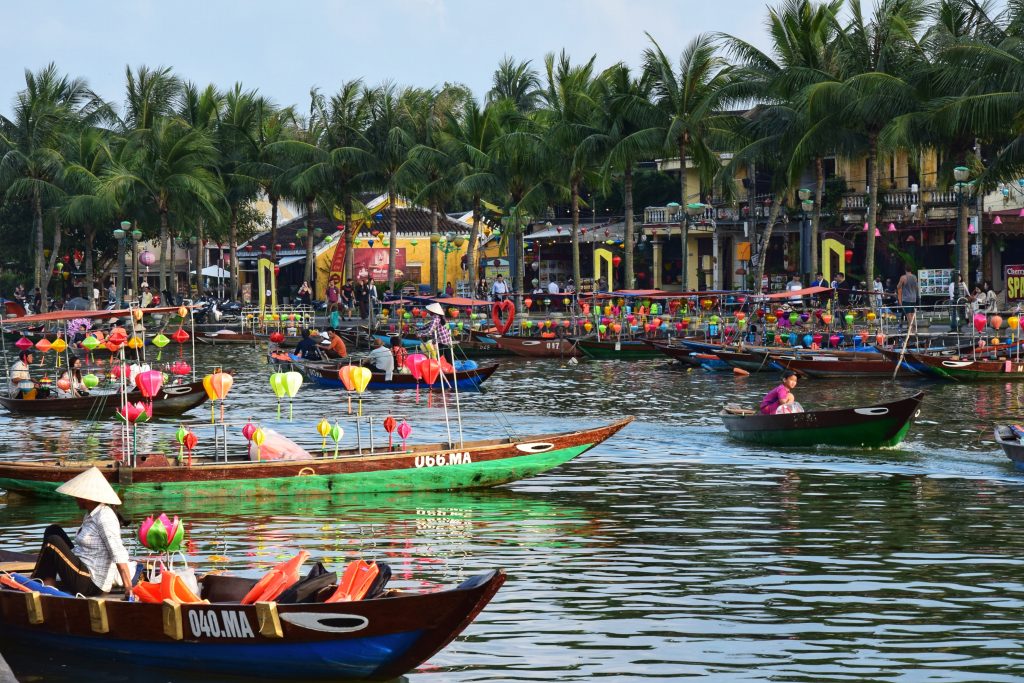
[[491, 300, 515, 334]]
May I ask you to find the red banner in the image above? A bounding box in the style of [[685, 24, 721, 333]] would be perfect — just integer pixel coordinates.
[[354, 248, 406, 283], [329, 233, 346, 282]]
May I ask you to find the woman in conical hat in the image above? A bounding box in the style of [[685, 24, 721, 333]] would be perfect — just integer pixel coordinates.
[[31, 467, 134, 599]]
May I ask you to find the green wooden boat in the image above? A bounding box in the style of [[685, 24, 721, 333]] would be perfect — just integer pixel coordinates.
[[720, 392, 923, 448], [0, 418, 632, 502], [575, 338, 663, 360]]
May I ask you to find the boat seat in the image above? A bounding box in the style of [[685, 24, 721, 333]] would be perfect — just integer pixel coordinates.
[[995, 426, 1017, 442], [722, 404, 756, 416]]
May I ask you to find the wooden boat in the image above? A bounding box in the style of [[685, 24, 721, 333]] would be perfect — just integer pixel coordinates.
[[878, 348, 1024, 381], [770, 354, 910, 378], [720, 392, 923, 448], [493, 335, 582, 358], [713, 348, 779, 373], [0, 380, 209, 418], [574, 338, 663, 360], [195, 330, 261, 345], [993, 426, 1024, 471], [0, 566, 505, 681], [648, 340, 704, 367], [302, 360, 497, 391], [0, 417, 632, 500]]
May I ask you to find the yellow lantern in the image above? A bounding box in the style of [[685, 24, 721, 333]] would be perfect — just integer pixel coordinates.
[[127, 336, 144, 350], [1008, 316, 1020, 330]]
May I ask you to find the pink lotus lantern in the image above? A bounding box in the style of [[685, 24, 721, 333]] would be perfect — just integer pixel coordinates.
[[15, 337, 32, 351], [138, 513, 185, 553], [117, 401, 152, 424], [135, 370, 164, 402], [170, 360, 191, 376], [397, 421, 412, 450]]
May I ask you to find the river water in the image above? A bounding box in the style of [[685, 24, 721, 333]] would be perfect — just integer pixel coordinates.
[[2, 346, 1024, 682]]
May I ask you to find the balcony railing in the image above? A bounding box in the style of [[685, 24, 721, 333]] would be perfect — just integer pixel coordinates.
[[842, 189, 972, 211], [643, 204, 770, 225]]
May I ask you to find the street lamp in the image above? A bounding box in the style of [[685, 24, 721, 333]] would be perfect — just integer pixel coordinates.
[[798, 188, 814, 278], [113, 220, 131, 307], [953, 166, 975, 282], [683, 203, 706, 291]]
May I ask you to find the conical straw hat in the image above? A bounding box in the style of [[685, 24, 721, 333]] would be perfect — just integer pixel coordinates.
[[425, 303, 445, 316], [55, 467, 122, 506]]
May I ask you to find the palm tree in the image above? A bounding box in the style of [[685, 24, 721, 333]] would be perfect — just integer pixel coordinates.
[[804, 0, 929, 284], [215, 85, 264, 298], [60, 126, 118, 307], [539, 50, 601, 287], [643, 34, 736, 290], [488, 57, 543, 112], [364, 84, 418, 292], [103, 116, 223, 296], [720, 0, 844, 277], [436, 98, 502, 295], [177, 82, 224, 295], [489, 100, 550, 300], [897, 0, 1018, 282], [590, 63, 660, 288], [0, 64, 105, 311]]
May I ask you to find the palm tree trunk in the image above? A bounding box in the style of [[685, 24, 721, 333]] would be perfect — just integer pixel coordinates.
[[33, 190, 43, 297], [159, 214, 169, 294], [387, 190, 398, 293], [228, 205, 239, 300], [344, 197, 355, 284], [811, 157, 824, 276], [303, 200, 314, 285], [39, 220, 62, 314], [429, 203, 439, 294], [679, 139, 688, 291], [169, 231, 176, 298], [269, 194, 279, 261], [467, 196, 481, 295], [195, 219, 204, 297], [85, 224, 95, 309], [752, 194, 784, 294], [570, 181, 581, 287], [623, 164, 635, 288], [865, 135, 878, 286], [513, 205, 525, 308]]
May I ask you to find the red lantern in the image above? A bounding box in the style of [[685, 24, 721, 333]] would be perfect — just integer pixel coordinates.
[[269, 331, 285, 343], [337, 224, 345, 232], [171, 329, 190, 344], [844, 249, 853, 263], [612, 256, 622, 268], [288, 242, 296, 249], [245, 245, 254, 251], [274, 266, 281, 275], [260, 245, 267, 252]]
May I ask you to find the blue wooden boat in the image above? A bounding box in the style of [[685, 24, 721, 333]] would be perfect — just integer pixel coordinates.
[[0, 565, 505, 681], [302, 360, 497, 391]]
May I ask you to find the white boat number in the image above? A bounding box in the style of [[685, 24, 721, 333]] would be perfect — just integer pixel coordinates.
[[415, 452, 473, 468], [188, 610, 255, 639]]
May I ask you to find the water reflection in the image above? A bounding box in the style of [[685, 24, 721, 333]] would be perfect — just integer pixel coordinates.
[[2, 349, 1024, 680]]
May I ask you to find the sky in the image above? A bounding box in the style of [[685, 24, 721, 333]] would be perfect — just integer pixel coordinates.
[[1, 0, 771, 117]]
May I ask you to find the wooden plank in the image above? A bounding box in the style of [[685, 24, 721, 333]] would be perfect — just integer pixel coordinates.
[[256, 602, 283, 638], [0, 562, 35, 573], [88, 598, 109, 633]]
